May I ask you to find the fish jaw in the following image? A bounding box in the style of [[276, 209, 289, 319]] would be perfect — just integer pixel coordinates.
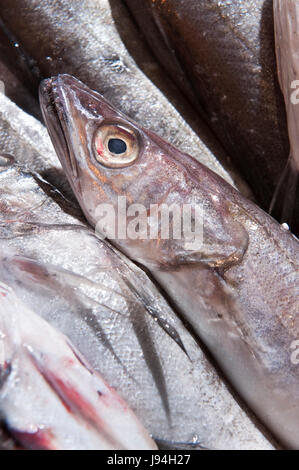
[[0, 282, 157, 450], [39, 75, 83, 200]]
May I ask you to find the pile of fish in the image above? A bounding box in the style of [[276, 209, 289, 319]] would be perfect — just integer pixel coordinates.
[[0, 0, 298, 450]]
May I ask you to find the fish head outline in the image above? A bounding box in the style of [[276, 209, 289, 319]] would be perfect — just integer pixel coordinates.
[[40, 74, 248, 270]]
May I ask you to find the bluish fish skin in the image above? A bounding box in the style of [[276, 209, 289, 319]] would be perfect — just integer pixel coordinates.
[[40, 74, 298, 449]]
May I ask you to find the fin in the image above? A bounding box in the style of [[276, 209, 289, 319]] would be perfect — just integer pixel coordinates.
[[117, 269, 189, 358]]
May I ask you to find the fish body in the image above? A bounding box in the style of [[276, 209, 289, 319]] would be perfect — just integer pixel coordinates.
[[0, 95, 273, 449], [0, 90, 78, 203], [0, 281, 156, 450], [124, 0, 298, 233], [40, 74, 299, 448]]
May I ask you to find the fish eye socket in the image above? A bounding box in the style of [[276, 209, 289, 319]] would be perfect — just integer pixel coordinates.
[[94, 123, 139, 168]]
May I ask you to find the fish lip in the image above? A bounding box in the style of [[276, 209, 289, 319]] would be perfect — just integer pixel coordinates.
[[39, 75, 80, 187]]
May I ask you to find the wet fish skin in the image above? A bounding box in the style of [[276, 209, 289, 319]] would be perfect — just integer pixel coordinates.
[[0, 0, 247, 191], [124, 0, 298, 233], [40, 74, 299, 448], [0, 91, 57, 172], [0, 96, 273, 450], [0, 165, 274, 450], [0, 90, 78, 202], [0, 281, 157, 450]]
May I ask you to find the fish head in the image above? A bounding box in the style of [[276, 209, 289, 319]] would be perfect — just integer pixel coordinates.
[[39, 74, 163, 219], [40, 74, 248, 270]]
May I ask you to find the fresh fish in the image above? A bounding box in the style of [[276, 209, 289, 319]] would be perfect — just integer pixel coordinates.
[[124, 0, 298, 234], [0, 0, 250, 194], [0, 281, 156, 450], [40, 74, 299, 449], [0, 97, 273, 449], [273, 0, 299, 227]]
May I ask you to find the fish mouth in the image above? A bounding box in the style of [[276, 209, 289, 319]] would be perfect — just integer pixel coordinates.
[[39, 75, 80, 185]]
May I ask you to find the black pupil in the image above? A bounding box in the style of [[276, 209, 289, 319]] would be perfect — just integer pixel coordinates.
[[108, 138, 127, 154]]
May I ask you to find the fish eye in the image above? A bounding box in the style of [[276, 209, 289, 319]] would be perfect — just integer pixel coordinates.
[[94, 123, 139, 168], [108, 138, 127, 155]]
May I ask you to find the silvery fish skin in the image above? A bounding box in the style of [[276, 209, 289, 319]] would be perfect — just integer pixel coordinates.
[[0, 90, 76, 201], [0, 91, 58, 173], [0, 98, 273, 449], [0, 0, 247, 192], [40, 74, 299, 448], [273, 0, 299, 224], [0, 162, 273, 450], [124, 0, 298, 233], [0, 281, 156, 450]]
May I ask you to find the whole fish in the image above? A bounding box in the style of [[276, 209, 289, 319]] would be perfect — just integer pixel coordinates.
[[273, 0, 299, 226], [124, 0, 298, 234], [0, 281, 156, 450], [0, 96, 273, 449], [0, 0, 250, 195], [40, 74, 299, 449]]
